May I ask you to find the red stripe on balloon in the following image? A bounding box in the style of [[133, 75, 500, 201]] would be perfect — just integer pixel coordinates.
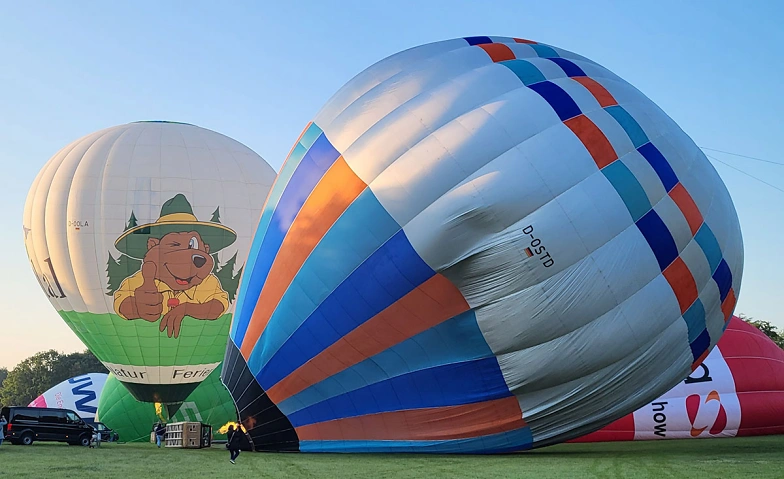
[[295, 397, 526, 441], [571, 77, 618, 108], [564, 114, 618, 169], [669, 183, 703, 236], [663, 257, 699, 315], [721, 288, 737, 322], [478, 43, 516, 62]]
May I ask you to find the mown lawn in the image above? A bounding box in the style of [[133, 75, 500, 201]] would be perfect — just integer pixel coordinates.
[[1, 435, 782, 478]]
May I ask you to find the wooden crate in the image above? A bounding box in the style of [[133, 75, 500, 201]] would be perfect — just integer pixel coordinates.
[[165, 422, 203, 449]]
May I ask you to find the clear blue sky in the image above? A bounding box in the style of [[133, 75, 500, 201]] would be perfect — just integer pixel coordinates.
[[1, 1, 782, 368]]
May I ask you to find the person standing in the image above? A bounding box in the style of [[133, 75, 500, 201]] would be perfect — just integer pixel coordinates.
[[155, 422, 167, 448], [227, 425, 242, 464], [0, 415, 7, 447]]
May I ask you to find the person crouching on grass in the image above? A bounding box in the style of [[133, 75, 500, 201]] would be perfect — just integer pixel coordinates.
[[227, 425, 242, 464]]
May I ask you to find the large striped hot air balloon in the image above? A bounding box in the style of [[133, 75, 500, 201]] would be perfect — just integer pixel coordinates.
[[222, 36, 743, 453]]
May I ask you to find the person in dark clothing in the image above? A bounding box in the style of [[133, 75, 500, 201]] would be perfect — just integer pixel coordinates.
[[154, 422, 167, 448], [227, 425, 242, 464]]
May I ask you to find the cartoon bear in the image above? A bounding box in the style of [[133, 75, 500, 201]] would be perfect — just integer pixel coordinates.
[[112, 194, 237, 338]]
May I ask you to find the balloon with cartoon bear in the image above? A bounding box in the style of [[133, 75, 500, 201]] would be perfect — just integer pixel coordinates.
[[23, 121, 276, 404]]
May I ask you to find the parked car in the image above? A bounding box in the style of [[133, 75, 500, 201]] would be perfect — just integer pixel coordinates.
[[0, 406, 94, 446], [92, 422, 119, 442]]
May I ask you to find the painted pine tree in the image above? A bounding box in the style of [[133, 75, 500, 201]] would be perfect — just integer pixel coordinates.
[[213, 252, 243, 303], [106, 210, 143, 295]]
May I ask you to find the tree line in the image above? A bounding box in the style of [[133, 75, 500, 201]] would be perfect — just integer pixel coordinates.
[[0, 350, 107, 409], [740, 315, 784, 349]]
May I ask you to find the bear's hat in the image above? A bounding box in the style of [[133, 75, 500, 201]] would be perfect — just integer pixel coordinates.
[[114, 194, 237, 259]]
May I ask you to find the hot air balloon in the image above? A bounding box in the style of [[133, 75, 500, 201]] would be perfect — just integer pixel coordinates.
[[223, 36, 743, 453], [28, 373, 108, 425], [23, 121, 276, 407], [573, 316, 784, 441], [96, 368, 237, 442]]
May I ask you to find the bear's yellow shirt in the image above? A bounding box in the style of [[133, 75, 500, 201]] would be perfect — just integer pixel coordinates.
[[113, 271, 229, 320]]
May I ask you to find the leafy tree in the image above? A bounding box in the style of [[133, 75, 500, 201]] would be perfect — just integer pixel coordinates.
[[0, 367, 7, 409], [0, 350, 62, 407], [58, 351, 108, 378], [739, 314, 784, 349], [0, 350, 107, 407]]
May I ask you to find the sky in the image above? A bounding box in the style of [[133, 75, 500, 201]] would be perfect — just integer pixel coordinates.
[[0, 0, 782, 369]]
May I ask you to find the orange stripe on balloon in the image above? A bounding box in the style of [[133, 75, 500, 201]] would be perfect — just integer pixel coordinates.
[[663, 257, 699, 315], [669, 183, 703, 236], [266, 274, 469, 403], [721, 288, 737, 322], [478, 43, 516, 62], [571, 76, 618, 108], [295, 397, 526, 441], [513, 38, 536, 44], [240, 157, 367, 359], [564, 114, 618, 169]]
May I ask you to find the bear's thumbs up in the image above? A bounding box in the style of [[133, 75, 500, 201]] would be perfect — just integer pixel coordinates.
[[133, 261, 163, 322], [140, 261, 157, 289]]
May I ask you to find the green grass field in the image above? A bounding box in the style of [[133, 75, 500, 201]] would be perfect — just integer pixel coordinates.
[[1, 436, 782, 478]]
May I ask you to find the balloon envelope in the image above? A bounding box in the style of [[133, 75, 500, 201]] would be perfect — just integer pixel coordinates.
[[96, 368, 237, 442], [24, 121, 275, 404], [573, 316, 784, 441], [223, 36, 743, 453], [28, 373, 108, 424]]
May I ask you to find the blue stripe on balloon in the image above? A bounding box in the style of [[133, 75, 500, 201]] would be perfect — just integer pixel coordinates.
[[527, 81, 582, 121], [245, 189, 401, 375], [287, 357, 512, 428], [712, 259, 733, 302], [278, 310, 491, 415], [529, 44, 559, 58], [637, 142, 678, 193], [690, 329, 711, 361], [636, 209, 679, 271], [256, 229, 436, 390], [464, 36, 493, 46], [299, 427, 533, 454], [232, 123, 323, 341], [547, 57, 586, 77], [305, 133, 341, 169], [499, 60, 547, 86], [299, 123, 323, 150], [604, 106, 649, 149], [694, 223, 722, 273], [682, 299, 707, 344], [602, 160, 652, 222]]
